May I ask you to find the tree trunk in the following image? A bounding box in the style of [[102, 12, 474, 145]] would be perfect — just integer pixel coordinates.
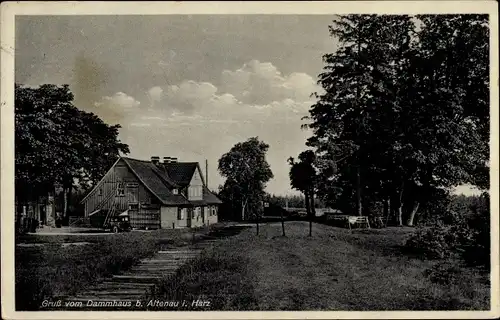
[[397, 206, 403, 227], [256, 213, 260, 235], [63, 187, 68, 219], [310, 189, 316, 217], [383, 196, 390, 227], [396, 184, 404, 226], [67, 184, 73, 216], [241, 198, 248, 221], [280, 207, 286, 237], [356, 166, 362, 216], [406, 201, 420, 227], [309, 189, 315, 237], [304, 191, 310, 220]]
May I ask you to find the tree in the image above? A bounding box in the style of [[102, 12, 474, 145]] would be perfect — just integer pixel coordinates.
[[401, 15, 489, 225], [306, 15, 416, 221], [288, 150, 317, 236], [305, 15, 489, 226], [15, 84, 129, 222], [218, 137, 273, 234]]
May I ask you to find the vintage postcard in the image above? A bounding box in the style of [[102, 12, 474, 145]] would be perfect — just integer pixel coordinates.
[[1, 1, 499, 319]]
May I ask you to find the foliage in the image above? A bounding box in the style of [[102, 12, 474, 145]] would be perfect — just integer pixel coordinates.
[[218, 137, 273, 222], [404, 193, 490, 266], [15, 84, 129, 213], [265, 194, 326, 209], [302, 15, 489, 226], [288, 150, 318, 235], [404, 223, 457, 259]]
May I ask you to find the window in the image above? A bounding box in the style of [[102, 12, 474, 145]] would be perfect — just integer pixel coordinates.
[[129, 203, 139, 210], [177, 208, 185, 220], [117, 187, 125, 197], [188, 186, 203, 200], [172, 189, 178, 195], [98, 188, 103, 196]]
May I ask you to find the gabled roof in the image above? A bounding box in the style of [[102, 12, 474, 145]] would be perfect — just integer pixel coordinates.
[[122, 157, 190, 205], [163, 162, 198, 186], [82, 156, 222, 206]]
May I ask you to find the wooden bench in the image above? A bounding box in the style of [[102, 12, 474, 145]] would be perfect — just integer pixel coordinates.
[[347, 216, 370, 230], [324, 214, 371, 229]]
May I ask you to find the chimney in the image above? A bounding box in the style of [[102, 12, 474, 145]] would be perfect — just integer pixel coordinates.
[[151, 156, 160, 165], [171, 157, 178, 163], [163, 156, 171, 164]]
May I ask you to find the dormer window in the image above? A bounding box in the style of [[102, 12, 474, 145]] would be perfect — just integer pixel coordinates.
[[116, 187, 125, 197], [172, 189, 178, 195]]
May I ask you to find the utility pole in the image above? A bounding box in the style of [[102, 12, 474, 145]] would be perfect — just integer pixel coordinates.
[[205, 159, 208, 188]]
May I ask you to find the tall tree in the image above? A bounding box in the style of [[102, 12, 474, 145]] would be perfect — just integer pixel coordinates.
[[305, 14, 489, 226], [288, 150, 317, 236], [15, 84, 129, 220], [218, 137, 273, 234], [401, 15, 489, 225], [306, 15, 415, 220]]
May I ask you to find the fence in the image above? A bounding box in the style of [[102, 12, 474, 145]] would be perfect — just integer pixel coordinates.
[[68, 216, 92, 227]]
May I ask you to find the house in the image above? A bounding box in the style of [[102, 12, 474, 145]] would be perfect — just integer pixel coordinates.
[[80, 156, 222, 229]]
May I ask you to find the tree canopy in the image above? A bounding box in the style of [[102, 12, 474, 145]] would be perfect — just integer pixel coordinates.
[[288, 150, 318, 235], [218, 137, 273, 223], [303, 14, 489, 226], [15, 84, 129, 209]]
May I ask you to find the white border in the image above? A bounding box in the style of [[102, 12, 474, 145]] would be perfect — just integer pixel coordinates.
[[1, 1, 499, 319]]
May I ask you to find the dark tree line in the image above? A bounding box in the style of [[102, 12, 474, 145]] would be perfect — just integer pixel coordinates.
[[265, 193, 325, 209], [15, 84, 129, 219], [291, 15, 489, 227]]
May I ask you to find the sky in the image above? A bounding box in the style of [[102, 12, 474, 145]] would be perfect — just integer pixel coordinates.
[[15, 15, 481, 196]]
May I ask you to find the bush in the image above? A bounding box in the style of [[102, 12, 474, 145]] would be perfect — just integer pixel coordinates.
[[404, 205, 489, 267], [459, 213, 490, 267], [369, 216, 385, 229], [404, 223, 457, 259]]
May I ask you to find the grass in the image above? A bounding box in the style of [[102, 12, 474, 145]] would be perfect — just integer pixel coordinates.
[[15, 223, 228, 311], [146, 250, 257, 311], [149, 221, 490, 311]]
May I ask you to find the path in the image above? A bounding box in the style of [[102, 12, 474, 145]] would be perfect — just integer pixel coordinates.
[[61, 225, 251, 310]]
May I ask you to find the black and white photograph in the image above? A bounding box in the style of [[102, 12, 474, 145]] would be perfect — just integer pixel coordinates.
[[1, 1, 498, 319]]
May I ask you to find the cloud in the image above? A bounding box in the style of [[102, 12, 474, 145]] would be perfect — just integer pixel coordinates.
[[131, 61, 319, 194], [92, 91, 141, 124], [220, 60, 318, 105], [159, 80, 218, 112], [130, 123, 151, 127], [147, 86, 163, 104], [95, 92, 141, 109], [146, 60, 319, 115]]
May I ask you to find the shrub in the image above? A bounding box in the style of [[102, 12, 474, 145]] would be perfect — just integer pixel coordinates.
[[460, 213, 490, 267], [404, 223, 457, 259], [404, 200, 489, 267]]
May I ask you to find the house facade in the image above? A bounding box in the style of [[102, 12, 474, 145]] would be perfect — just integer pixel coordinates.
[[80, 156, 222, 229]]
